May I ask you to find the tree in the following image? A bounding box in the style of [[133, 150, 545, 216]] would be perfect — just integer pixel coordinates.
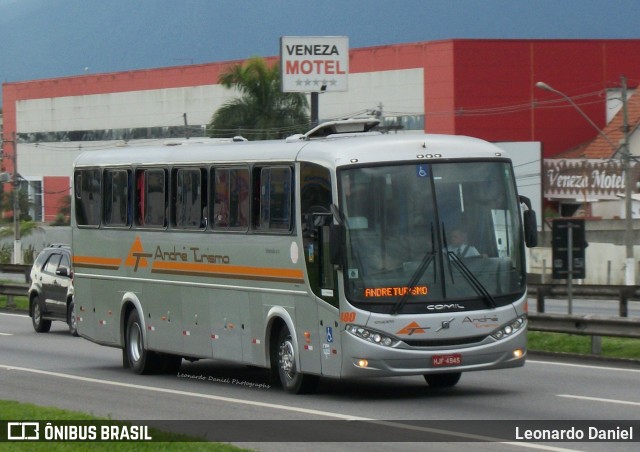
[[208, 57, 309, 140]]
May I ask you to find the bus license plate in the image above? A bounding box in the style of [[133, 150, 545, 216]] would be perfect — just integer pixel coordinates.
[[432, 354, 462, 367]]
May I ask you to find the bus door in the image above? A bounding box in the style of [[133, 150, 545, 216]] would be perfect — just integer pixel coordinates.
[[300, 162, 341, 377]]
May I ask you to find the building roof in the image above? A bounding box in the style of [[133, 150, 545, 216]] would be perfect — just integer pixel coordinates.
[[557, 91, 640, 159]]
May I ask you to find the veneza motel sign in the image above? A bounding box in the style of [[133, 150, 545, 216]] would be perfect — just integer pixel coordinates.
[[280, 36, 349, 92]]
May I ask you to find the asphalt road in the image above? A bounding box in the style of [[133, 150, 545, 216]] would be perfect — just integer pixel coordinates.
[[1, 311, 639, 451]]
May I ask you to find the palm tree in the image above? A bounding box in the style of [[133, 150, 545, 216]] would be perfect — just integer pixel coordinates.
[[208, 57, 309, 140]]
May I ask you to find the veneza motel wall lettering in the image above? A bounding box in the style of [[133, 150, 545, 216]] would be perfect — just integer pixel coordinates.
[[544, 159, 640, 200]]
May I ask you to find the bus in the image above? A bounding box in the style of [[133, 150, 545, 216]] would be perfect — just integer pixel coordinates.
[[72, 118, 537, 394]]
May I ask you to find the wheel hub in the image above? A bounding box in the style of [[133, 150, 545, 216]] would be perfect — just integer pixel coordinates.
[[279, 339, 295, 379]]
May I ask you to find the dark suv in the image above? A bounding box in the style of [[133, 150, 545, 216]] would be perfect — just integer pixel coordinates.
[[28, 244, 77, 336]]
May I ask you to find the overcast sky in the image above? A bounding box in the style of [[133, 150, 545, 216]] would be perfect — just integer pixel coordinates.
[[0, 0, 638, 104]]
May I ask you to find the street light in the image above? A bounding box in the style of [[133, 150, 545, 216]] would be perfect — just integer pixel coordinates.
[[536, 79, 635, 285], [536, 82, 619, 151]]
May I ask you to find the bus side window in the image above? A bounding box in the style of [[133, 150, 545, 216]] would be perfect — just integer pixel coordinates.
[[74, 169, 101, 227], [103, 169, 130, 227], [135, 169, 167, 228], [174, 168, 207, 229], [212, 166, 249, 231], [255, 166, 292, 232]]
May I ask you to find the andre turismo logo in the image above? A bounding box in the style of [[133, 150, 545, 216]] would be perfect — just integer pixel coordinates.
[[124, 235, 231, 273]]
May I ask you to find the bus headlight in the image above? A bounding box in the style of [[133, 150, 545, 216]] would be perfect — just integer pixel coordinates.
[[491, 315, 527, 341], [346, 325, 399, 348]]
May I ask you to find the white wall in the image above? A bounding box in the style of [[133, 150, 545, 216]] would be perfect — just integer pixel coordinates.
[[16, 85, 230, 132], [319, 69, 424, 119], [16, 69, 424, 133], [529, 243, 639, 285]]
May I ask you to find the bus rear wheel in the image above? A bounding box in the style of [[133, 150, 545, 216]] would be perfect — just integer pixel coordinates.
[[125, 309, 161, 374], [424, 372, 461, 388], [274, 327, 319, 394]]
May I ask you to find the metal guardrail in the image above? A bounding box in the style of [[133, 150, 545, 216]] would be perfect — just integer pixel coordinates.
[[0, 264, 31, 308], [0, 282, 29, 297], [527, 281, 640, 355], [0, 263, 32, 283], [527, 282, 639, 317], [528, 313, 640, 339]]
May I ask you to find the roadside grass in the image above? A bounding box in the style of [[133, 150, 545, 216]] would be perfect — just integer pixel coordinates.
[[0, 400, 248, 451], [0, 294, 29, 311], [527, 331, 640, 360]]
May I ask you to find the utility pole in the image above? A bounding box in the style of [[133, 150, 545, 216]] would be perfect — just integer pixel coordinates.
[[1, 132, 21, 264], [536, 78, 636, 285], [621, 76, 634, 285]]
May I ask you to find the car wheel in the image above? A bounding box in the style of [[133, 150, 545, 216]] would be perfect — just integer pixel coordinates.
[[31, 296, 51, 333], [67, 300, 79, 337], [424, 372, 462, 388], [273, 326, 319, 394]]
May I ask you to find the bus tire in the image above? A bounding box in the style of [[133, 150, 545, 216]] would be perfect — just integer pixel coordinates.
[[424, 372, 461, 388], [31, 296, 52, 333], [125, 309, 160, 374], [67, 299, 79, 337], [274, 327, 319, 394]]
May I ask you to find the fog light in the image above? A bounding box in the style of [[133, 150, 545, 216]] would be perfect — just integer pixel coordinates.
[[356, 359, 369, 368], [513, 349, 524, 358]]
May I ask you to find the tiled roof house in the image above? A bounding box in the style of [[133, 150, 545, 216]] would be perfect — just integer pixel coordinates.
[[558, 91, 640, 159]]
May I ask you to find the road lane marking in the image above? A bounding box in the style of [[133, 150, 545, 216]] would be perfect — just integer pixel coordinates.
[[558, 394, 640, 407], [528, 359, 640, 374], [0, 363, 577, 451], [0, 312, 28, 318], [0, 333, 12, 336]]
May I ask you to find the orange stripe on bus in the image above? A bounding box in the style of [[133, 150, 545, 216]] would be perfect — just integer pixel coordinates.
[[73, 255, 122, 268], [151, 261, 304, 281]]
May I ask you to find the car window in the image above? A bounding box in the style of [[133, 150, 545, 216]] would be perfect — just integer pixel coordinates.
[[60, 253, 71, 269], [43, 253, 63, 274]]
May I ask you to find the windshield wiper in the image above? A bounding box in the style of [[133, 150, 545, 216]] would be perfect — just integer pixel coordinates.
[[390, 223, 436, 315], [446, 252, 497, 309]]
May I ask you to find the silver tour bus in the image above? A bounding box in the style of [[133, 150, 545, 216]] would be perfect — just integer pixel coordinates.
[[72, 119, 537, 393]]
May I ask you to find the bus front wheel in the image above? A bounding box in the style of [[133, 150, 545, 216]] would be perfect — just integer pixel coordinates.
[[424, 372, 461, 388], [274, 327, 319, 394]]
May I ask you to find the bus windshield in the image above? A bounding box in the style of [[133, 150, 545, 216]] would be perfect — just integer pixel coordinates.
[[339, 161, 525, 314]]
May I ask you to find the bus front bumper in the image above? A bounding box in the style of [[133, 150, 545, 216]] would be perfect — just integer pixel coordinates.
[[339, 327, 527, 378]]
